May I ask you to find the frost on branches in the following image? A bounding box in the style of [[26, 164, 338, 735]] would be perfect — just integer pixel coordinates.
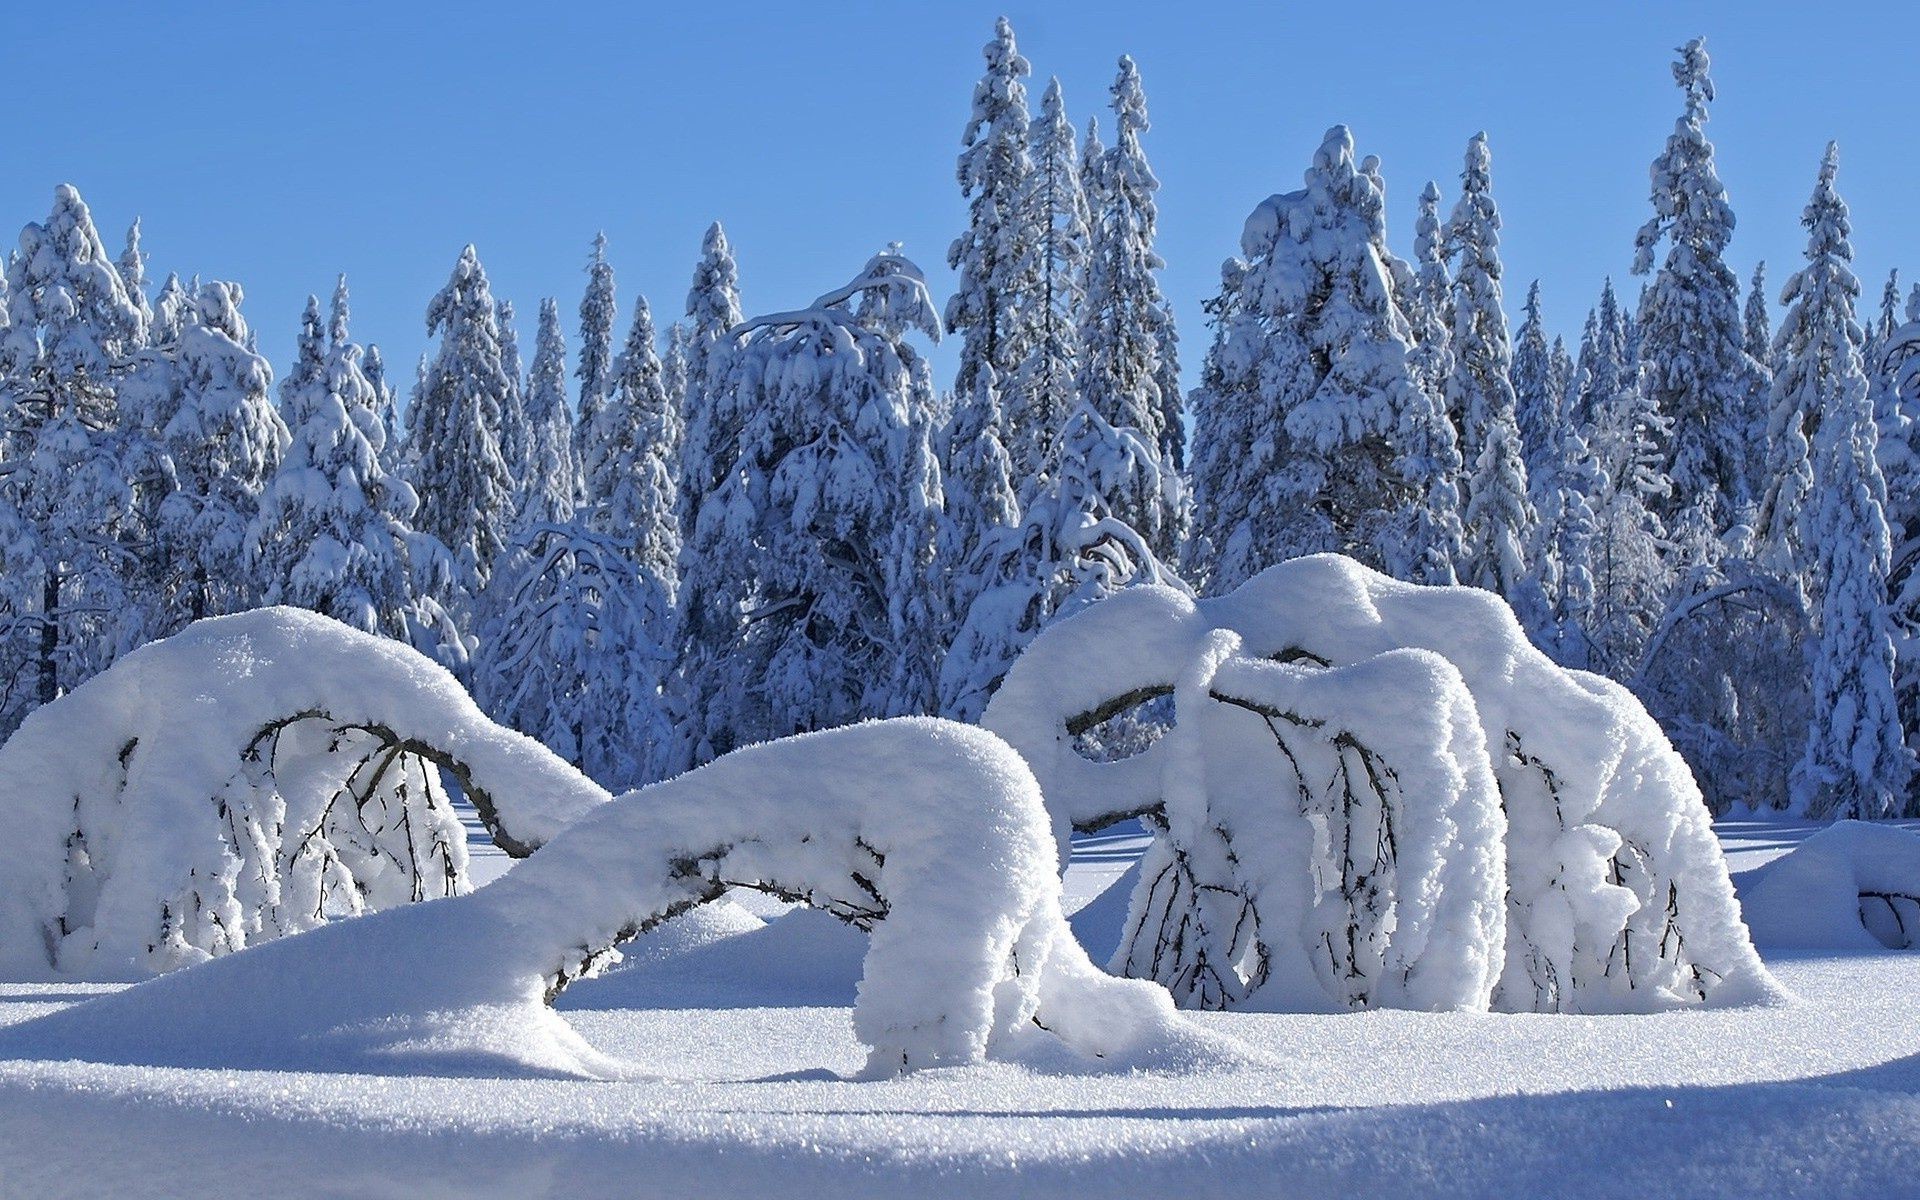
[[0, 608, 608, 978], [984, 554, 1779, 1015], [6, 719, 1217, 1080], [674, 252, 947, 766]]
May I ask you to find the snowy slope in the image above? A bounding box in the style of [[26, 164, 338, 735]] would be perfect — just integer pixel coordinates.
[[0, 822, 1915, 1199]]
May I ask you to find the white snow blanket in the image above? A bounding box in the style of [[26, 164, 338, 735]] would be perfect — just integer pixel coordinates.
[[984, 554, 1781, 1013], [0, 718, 1219, 1078], [1742, 821, 1920, 951], [0, 608, 609, 978]]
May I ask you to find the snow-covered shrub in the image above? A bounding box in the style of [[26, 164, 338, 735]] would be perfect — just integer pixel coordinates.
[[984, 554, 1780, 1014], [5, 719, 1210, 1079], [1741, 822, 1920, 951], [0, 607, 608, 978]]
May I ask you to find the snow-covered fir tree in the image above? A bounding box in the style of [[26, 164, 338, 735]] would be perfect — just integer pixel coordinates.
[[1778, 146, 1909, 818], [1525, 406, 1602, 666], [361, 342, 403, 474], [1075, 56, 1185, 558], [1408, 180, 1454, 410], [1189, 126, 1459, 591], [674, 221, 745, 565], [573, 232, 617, 494], [117, 217, 153, 333], [493, 296, 528, 509], [1002, 75, 1090, 481], [1744, 261, 1772, 370], [1632, 37, 1763, 526], [1879, 285, 1920, 801], [938, 363, 1020, 670], [407, 244, 516, 592], [151, 282, 286, 624], [518, 297, 578, 527], [589, 294, 682, 599], [0, 186, 148, 729], [1512, 281, 1559, 488], [1446, 133, 1534, 598], [673, 251, 946, 767], [249, 281, 425, 641]]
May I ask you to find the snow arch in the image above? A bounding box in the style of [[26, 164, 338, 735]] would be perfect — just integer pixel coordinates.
[[983, 554, 1781, 1014], [1, 719, 1207, 1078], [0, 607, 609, 977]]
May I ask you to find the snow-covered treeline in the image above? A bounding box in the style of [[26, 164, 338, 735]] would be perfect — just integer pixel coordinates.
[[0, 29, 1910, 820]]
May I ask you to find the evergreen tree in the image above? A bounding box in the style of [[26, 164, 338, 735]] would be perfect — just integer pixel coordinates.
[[673, 252, 945, 766], [574, 232, 617, 492], [1878, 285, 1920, 803], [362, 342, 402, 473], [1076, 56, 1185, 557], [674, 222, 745, 563], [117, 217, 152, 334], [407, 244, 515, 592], [1446, 133, 1534, 597], [1784, 146, 1910, 818], [519, 297, 577, 527], [1744, 261, 1772, 369], [1408, 180, 1454, 411], [494, 296, 529, 507], [590, 294, 681, 598], [1632, 37, 1763, 525], [939, 364, 1020, 660], [1512, 281, 1558, 488], [1525, 408, 1602, 667]]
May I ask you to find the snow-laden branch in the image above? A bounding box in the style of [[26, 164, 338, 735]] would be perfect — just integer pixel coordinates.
[[984, 553, 1782, 1014], [1, 719, 1211, 1079], [0, 607, 609, 977]]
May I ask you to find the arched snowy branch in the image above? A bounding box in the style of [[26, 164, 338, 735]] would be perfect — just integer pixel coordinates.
[[983, 554, 1782, 1014], [2, 719, 1206, 1079], [0, 608, 609, 976]]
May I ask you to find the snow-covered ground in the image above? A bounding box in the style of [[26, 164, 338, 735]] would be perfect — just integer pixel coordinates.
[[2, 819, 1918, 1199]]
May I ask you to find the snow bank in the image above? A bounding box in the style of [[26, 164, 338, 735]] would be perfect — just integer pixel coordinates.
[[0, 718, 1216, 1078], [0, 607, 609, 978], [984, 554, 1780, 1013], [1742, 821, 1920, 951]]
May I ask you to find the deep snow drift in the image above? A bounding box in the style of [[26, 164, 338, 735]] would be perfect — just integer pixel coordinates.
[[1742, 820, 1920, 950], [0, 608, 609, 978], [984, 555, 1780, 1013], [0, 718, 1224, 1078]]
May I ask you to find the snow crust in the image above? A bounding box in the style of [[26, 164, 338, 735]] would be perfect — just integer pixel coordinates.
[[1742, 820, 1920, 950], [984, 554, 1780, 1012], [0, 717, 1219, 1078], [0, 607, 608, 977]]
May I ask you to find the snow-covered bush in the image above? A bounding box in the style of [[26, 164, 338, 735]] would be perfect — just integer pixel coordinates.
[[1741, 822, 1920, 951], [6, 719, 1210, 1079], [984, 554, 1780, 1014], [0, 607, 607, 978]]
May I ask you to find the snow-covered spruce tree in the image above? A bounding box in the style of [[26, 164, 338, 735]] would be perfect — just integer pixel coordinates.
[[1408, 180, 1454, 412], [1447, 133, 1534, 599], [361, 342, 403, 474], [1632, 37, 1764, 526], [0, 186, 148, 732], [590, 294, 682, 601], [941, 396, 1178, 721], [518, 297, 578, 528], [673, 252, 945, 766], [407, 244, 516, 592], [1525, 408, 1602, 666], [673, 221, 745, 566], [947, 17, 1035, 418], [573, 232, 617, 495], [494, 297, 528, 507], [1076, 56, 1185, 559], [938, 363, 1020, 675], [1402, 178, 1470, 590], [152, 282, 287, 625], [1781, 146, 1910, 819], [249, 282, 422, 640], [1879, 287, 1920, 806], [116, 217, 153, 333], [1744, 262, 1773, 372], [1003, 75, 1091, 482], [1512, 281, 1559, 491], [1190, 126, 1459, 591]]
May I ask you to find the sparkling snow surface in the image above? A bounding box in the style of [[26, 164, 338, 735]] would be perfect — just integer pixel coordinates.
[[2, 820, 1919, 1199]]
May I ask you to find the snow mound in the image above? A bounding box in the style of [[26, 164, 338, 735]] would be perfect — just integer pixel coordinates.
[[1742, 821, 1920, 951], [0, 718, 1216, 1078], [0, 607, 609, 978], [984, 554, 1781, 1014]]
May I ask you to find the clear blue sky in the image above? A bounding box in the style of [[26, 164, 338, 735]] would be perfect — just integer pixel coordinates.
[[5, 2, 1914, 399]]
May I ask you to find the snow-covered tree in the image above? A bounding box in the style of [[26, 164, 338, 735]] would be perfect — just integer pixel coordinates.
[[407, 245, 516, 592], [361, 342, 402, 474], [1447, 133, 1534, 598], [1778, 146, 1909, 818], [1408, 180, 1454, 407], [1002, 75, 1090, 481], [1525, 409, 1601, 666], [1632, 37, 1763, 525], [947, 17, 1035, 410], [0, 186, 148, 730], [1744, 262, 1772, 370], [250, 281, 424, 641], [1512, 281, 1558, 488], [589, 294, 681, 597], [573, 232, 617, 492], [1879, 287, 1920, 804], [152, 282, 287, 624], [1076, 56, 1184, 558], [117, 217, 152, 334], [1190, 126, 1459, 591], [517, 297, 577, 528], [674, 252, 946, 766], [674, 221, 745, 562], [494, 297, 528, 501]]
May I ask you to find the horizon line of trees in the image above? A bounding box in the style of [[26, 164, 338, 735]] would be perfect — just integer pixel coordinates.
[[0, 24, 1910, 821]]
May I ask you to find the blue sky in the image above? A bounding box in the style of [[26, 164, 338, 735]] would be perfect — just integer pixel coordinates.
[[4, 2, 1914, 398]]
